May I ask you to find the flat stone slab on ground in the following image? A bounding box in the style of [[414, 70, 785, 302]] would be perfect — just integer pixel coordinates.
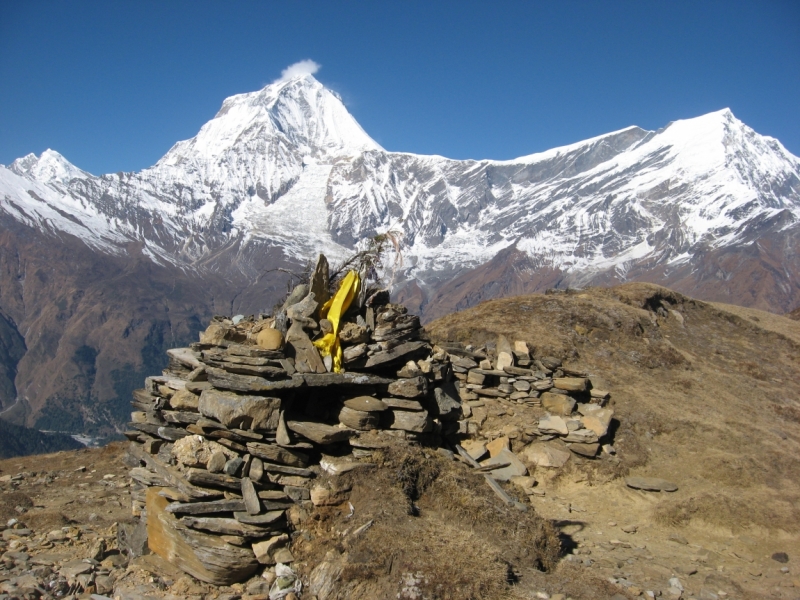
[[625, 476, 678, 492]]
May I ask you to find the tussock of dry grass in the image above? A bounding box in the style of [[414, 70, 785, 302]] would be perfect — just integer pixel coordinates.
[[294, 444, 560, 600]]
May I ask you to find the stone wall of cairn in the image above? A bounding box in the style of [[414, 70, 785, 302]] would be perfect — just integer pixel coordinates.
[[124, 255, 615, 587]]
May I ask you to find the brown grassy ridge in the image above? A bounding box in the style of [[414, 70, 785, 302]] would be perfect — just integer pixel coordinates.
[[425, 282, 800, 533]]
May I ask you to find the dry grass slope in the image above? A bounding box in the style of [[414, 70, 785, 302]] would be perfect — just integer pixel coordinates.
[[427, 283, 800, 535]]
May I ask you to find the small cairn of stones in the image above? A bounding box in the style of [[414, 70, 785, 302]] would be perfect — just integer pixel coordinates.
[[124, 254, 617, 587], [124, 255, 466, 586], [446, 338, 614, 478]]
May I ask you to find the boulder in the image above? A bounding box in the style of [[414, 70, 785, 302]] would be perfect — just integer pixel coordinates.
[[466, 370, 486, 385], [282, 284, 309, 310], [199, 389, 281, 431], [460, 440, 487, 461], [568, 442, 599, 457], [339, 322, 369, 345]]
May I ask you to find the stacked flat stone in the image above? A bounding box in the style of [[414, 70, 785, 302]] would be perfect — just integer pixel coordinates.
[[123, 256, 470, 585], [448, 336, 614, 463]]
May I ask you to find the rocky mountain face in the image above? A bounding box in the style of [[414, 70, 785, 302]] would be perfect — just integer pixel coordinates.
[[1, 74, 799, 437]]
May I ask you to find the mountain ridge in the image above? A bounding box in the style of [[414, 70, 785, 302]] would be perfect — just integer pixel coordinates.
[[0, 74, 799, 437]]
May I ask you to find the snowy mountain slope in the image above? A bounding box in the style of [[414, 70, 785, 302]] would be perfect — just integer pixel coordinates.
[[328, 109, 800, 295], [2, 72, 800, 435], [2, 75, 798, 296]]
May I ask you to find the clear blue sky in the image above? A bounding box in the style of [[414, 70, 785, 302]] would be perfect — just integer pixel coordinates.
[[1, 1, 798, 175]]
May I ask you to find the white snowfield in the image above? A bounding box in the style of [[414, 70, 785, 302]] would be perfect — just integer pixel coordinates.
[[1, 74, 799, 287]]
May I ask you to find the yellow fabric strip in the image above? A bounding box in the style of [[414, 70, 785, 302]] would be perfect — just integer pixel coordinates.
[[312, 270, 360, 373]]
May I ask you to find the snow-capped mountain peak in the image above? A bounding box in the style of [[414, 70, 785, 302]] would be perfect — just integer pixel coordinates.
[[9, 149, 90, 185], [156, 74, 380, 169]]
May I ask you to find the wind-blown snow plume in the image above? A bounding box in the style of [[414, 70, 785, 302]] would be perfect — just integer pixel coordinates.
[[277, 59, 321, 82]]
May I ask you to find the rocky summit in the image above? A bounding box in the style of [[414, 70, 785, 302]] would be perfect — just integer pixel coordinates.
[[0, 73, 799, 441]]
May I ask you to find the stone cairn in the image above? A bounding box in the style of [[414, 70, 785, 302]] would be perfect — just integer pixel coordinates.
[[124, 254, 615, 589]]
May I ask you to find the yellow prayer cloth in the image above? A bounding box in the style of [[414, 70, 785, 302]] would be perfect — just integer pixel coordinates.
[[313, 270, 360, 373]]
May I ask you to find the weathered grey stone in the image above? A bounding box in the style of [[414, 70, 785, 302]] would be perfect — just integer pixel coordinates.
[[625, 477, 678, 492], [223, 457, 244, 477], [309, 254, 331, 311], [241, 477, 261, 515], [169, 389, 201, 411], [283, 284, 309, 310], [388, 376, 428, 398], [364, 341, 429, 369], [397, 360, 423, 378], [466, 370, 486, 385], [276, 410, 291, 446], [433, 382, 462, 421], [338, 406, 380, 430], [199, 389, 281, 431], [388, 409, 431, 432], [167, 348, 203, 369], [460, 439, 488, 461], [539, 356, 562, 370], [205, 367, 302, 393], [286, 420, 356, 444], [171, 435, 234, 468], [252, 533, 290, 565], [245, 442, 309, 467], [541, 392, 576, 416], [496, 335, 514, 371], [553, 377, 588, 392], [479, 448, 528, 482], [286, 321, 327, 374], [513, 380, 531, 392], [249, 457, 264, 482], [343, 343, 367, 362], [538, 414, 569, 435], [520, 444, 571, 468], [344, 396, 388, 412], [339, 322, 369, 344], [564, 429, 599, 443], [381, 397, 424, 411], [308, 559, 343, 600], [581, 408, 614, 437], [286, 293, 319, 320], [568, 442, 600, 457]]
